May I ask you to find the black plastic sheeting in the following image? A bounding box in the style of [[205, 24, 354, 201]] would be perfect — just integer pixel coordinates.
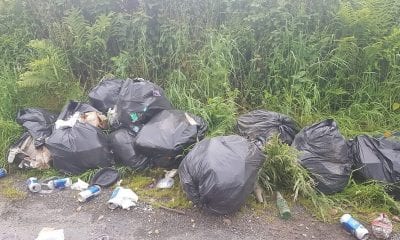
[[109, 128, 149, 171], [292, 119, 352, 194], [351, 135, 400, 183], [115, 78, 173, 130], [237, 110, 299, 145], [46, 101, 112, 174], [88, 78, 124, 113], [16, 108, 57, 147], [135, 110, 207, 169], [58, 100, 99, 120], [179, 135, 264, 215]]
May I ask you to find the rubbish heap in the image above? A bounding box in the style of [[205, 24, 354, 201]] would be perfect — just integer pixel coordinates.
[[6, 76, 400, 218]]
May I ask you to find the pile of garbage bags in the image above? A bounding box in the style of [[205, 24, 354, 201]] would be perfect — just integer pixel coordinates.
[[8, 75, 400, 215]]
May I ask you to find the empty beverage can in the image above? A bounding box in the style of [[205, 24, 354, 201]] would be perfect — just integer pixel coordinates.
[[0, 168, 7, 178], [340, 214, 369, 240], [78, 185, 101, 202], [27, 177, 41, 193], [48, 178, 72, 190]]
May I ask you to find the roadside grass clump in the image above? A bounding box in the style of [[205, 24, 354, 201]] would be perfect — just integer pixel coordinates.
[[126, 168, 191, 209], [258, 135, 332, 220], [0, 178, 27, 200], [327, 180, 400, 223]]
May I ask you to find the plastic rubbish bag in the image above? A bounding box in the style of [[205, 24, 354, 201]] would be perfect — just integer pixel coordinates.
[[55, 101, 107, 129], [7, 132, 52, 169], [88, 77, 124, 113], [179, 135, 265, 215], [108, 186, 138, 210], [109, 128, 149, 170], [292, 119, 352, 194], [351, 135, 400, 183], [35, 228, 64, 240], [114, 78, 173, 130], [237, 110, 299, 145], [371, 213, 393, 239], [46, 102, 112, 174], [16, 108, 57, 147], [135, 110, 207, 169]]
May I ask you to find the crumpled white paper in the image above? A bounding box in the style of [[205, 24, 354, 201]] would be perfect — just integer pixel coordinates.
[[35, 228, 64, 240], [108, 187, 138, 210], [71, 178, 89, 191]]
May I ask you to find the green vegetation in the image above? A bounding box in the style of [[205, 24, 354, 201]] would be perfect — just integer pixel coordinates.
[[0, 0, 399, 219], [0, 178, 27, 200]]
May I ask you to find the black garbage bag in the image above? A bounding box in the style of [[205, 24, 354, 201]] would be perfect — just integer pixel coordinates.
[[292, 119, 352, 194], [109, 128, 149, 170], [88, 78, 124, 113], [57, 100, 99, 120], [179, 135, 264, 215], [135, 110, 207, 169], [351, 135, 400, 183], [115, 78, 173, 130], [237, 110, 299, 145], [16, 108, 57, 147], [46, 101, 112, 174], [46, 122, 112, 174]]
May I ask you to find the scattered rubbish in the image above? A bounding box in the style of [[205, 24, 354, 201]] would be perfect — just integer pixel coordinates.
[[351, 135, 400, 183], [392, 216, 400, 223], [90, 167, 120, 187], [371, 213, 393, 239], [159, 205, 185, 215], [253, 182, 264, 203], [76, 206, 82, 212], [88, 77, 124, 113], [27, 177, 41, 193], [16, 108, 57, 147], [71, 179, 89, 191], [108, 186, 138, 210], [35, 228, 64, 240], [0, 168, 7, 178], [276, 191, 291, 220], [47, 178, 72, 190], [114, 78, 173, 129], [78, 185, 101, 202], [97, 215, 104, 221], [47, 101, 113, 174], [340, 214, 369, 240], [8, 132, 52, 169], [165, 169, 178, 178], [223, 218, 232, 225], [135, 110, 207, 169], [109, 128, 149, 170], [155, 177, 174, 189], [237, 110, 300, 145], [292, 119, 352, 194], [179, 135, 264, 215]]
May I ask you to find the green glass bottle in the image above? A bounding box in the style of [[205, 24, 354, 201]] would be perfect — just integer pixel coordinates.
[[276, 191, 291, 220]]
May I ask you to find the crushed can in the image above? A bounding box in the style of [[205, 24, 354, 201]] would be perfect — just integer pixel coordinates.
[[27, 177, 41, 193], [0, 168, 7, 178], [78, 185, 101, 202], [371, 213, 392, 239], [340, 214, 369, 240], [48, 178, 72, 190]]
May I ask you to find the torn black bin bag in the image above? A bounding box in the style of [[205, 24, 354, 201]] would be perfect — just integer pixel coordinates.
[[292, 119, 352, 194], [237, 110, 299, 145], [46, 122, 112, 174], [109, 128, 149, 171], [58, 100, 99, 120], [351, 135, 400, 183], [16, 108, 57, 147], [135, 110, 207, 169], [115, 78, 173, 130], [88, 78, 124, 113], [179, 135, 264, 215]]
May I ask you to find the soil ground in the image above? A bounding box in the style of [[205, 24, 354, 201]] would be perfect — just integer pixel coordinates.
[[0, 176, 365, 240]]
